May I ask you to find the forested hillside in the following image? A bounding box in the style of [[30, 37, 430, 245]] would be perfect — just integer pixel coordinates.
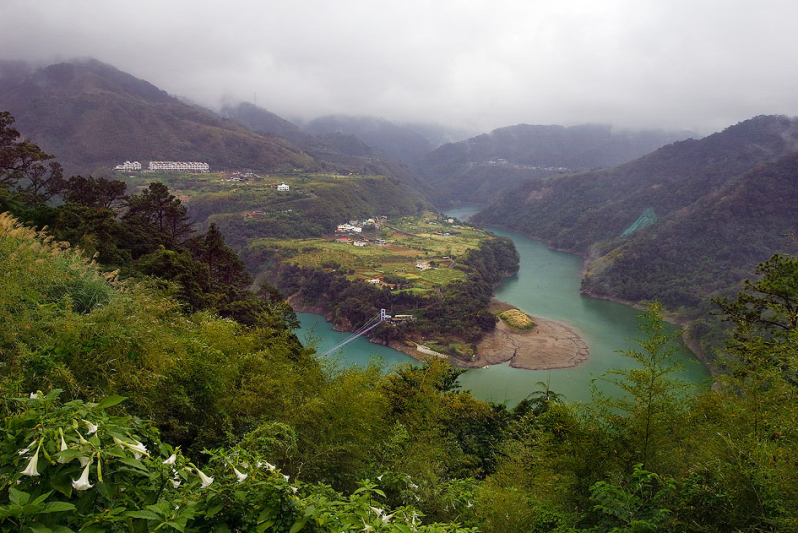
[[2, 209, 796, 532], [0, 60, 318, 177], [185, 174, 431, 251], [415, 123, 692, 205], [474, 115, 798, 354], [222, 103, 435, 196]]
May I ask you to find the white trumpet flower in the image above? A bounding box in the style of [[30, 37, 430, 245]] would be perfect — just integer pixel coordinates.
[[126, 439, 148, 456], [233, 466, 247, 483], [113, 436, 149, 457], [78, 456, 91, 467], [18, 440, 36, 456], [163, 453, 177, 465], [57, 434, 70, 464], [29, 391, 41, 399], [82, 420, 98, 435], [264, 461, 275, 471], [196, 467, 214, 488], [71, 458, 94, 491], [20, 443, 41, 477]]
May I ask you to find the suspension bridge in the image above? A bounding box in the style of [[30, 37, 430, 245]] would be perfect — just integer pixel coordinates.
[[321, 309, 388, 356]]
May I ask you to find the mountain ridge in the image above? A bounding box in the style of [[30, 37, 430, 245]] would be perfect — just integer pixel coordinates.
[[0, 59, 319, 176], [415, 123, 695, 206], [473, 114, 798, 354]]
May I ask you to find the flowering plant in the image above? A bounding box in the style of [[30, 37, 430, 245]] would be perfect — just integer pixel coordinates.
[[0, 390, 475, 532]]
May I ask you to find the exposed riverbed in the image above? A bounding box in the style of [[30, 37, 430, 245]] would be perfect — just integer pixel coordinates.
[[295, 207, 711, 405]]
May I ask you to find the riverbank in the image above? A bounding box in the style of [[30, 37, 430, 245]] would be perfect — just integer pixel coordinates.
[[471, 218, 713, 371], [386, 300, 589, 371]]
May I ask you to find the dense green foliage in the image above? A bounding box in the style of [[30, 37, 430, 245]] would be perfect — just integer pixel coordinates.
[[0, 109, 296, 328], [1, 206, 797, 532]]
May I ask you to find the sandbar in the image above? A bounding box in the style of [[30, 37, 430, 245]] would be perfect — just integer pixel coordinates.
[[386, 302, 589, 370]]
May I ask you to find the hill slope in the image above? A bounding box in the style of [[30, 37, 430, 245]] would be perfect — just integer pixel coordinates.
[[0, 59, 318, 176], [415, 123, 693, 206], [222, 102, 435, 198], [474, 115, 798, 318]]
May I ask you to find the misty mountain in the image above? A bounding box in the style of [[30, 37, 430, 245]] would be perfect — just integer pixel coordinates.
[[305, 115, 436, 163], [0, 59, 318, 176], [415, 123, 694, 206], [473, 115, 798, 327], [221, 102, 434, 197]]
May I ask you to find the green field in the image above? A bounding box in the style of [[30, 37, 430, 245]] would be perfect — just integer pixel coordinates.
[[250, 211, 491, 291], [118, 171, 377, 201]]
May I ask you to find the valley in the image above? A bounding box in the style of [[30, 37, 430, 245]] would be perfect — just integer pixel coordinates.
[[0, 56, 796, 532]]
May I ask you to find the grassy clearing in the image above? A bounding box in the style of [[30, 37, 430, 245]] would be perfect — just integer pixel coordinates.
[[499, 309, 536, 330]]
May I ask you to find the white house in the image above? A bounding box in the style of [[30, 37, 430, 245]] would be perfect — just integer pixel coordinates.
[[277, 183, 290, 191], [114, 161, 142, 171]]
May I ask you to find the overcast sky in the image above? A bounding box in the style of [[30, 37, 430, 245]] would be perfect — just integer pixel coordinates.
[[0, 0, 796, 134]]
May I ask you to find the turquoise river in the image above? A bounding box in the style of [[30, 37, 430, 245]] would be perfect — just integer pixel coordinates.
[[295, 207, 711, 406]]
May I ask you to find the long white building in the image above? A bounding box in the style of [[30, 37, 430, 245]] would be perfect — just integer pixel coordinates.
[[148, 161, 210, 173]]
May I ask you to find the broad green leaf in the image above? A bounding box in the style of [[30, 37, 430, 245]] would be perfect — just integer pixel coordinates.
[[55, 448, 87, 460], [118, 457, 148, 471], [206, 503, 224, 517], [96, 396, 127, 410], [78, 524, 108, 532], [125, 510, 162, 520], [40, 501, 77, 513], [164, 519, 187, 532], [9, 487, 30, 506], [256, 520, 274, 533], [288, 518, 308, 533], [49, 526, 75, 533], [96, 482, 115, 500], [31, 490, 54, 506], [43, 389, 64, 401], [27, 524, 54, 533]]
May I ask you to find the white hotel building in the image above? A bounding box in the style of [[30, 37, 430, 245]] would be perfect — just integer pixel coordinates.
[[148, 161, 210, 173], [114, 161, 142, 171]]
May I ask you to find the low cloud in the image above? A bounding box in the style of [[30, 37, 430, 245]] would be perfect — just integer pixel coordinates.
[[0, 0, 796, 134]]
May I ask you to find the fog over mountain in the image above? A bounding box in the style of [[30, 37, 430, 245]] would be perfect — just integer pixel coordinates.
[[0, 0, 796, 135]]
